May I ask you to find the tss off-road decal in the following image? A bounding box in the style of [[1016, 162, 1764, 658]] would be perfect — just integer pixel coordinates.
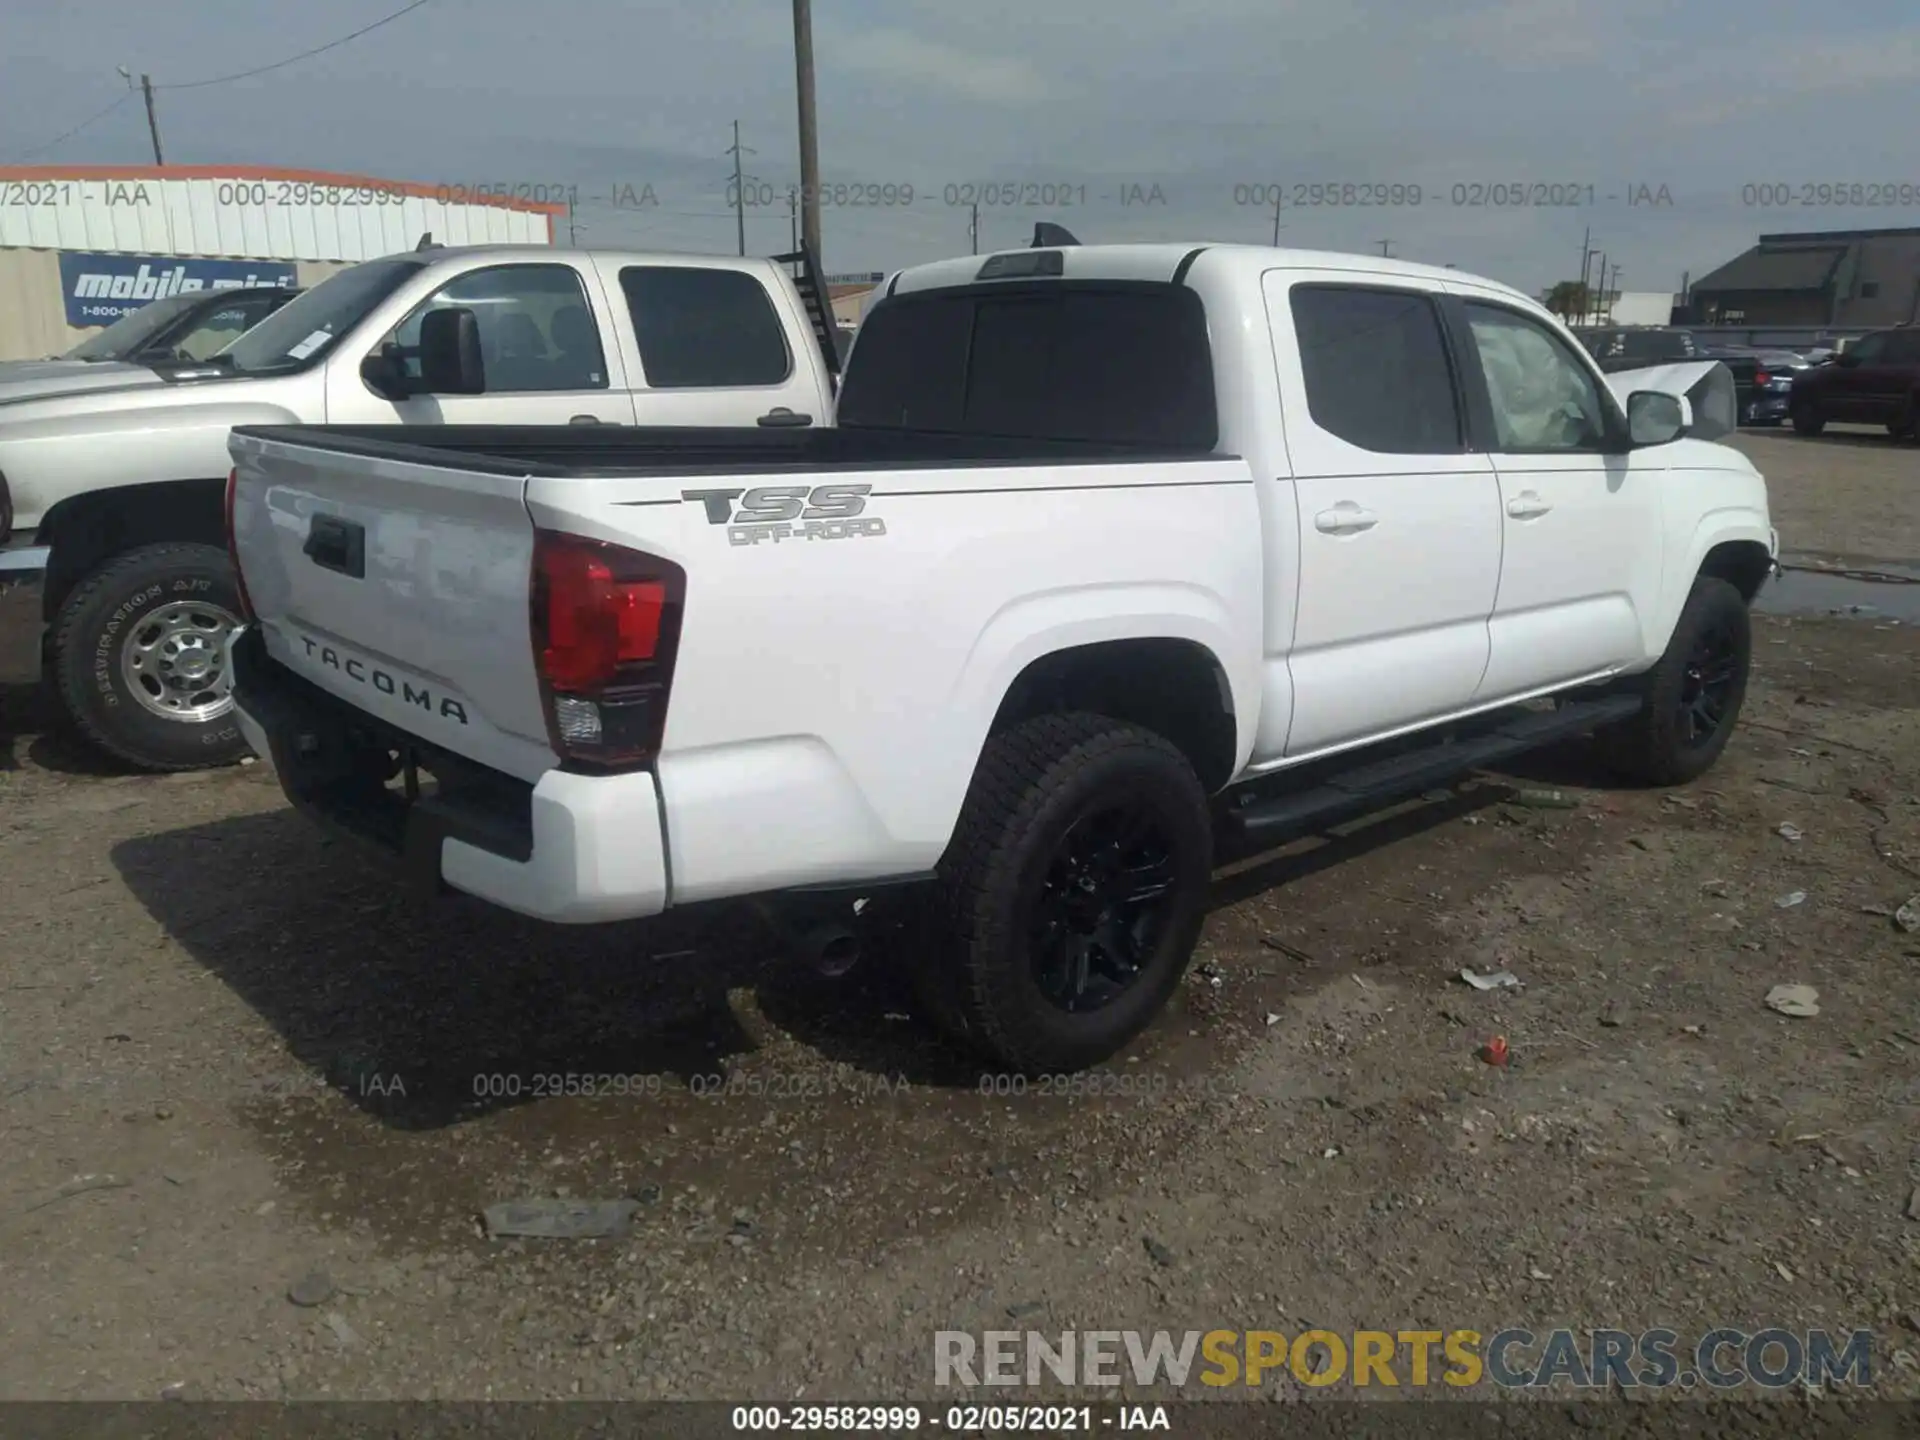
[[682, 484, 888, 547]]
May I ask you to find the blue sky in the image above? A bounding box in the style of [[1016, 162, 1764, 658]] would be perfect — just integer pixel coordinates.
[[4, 0, 1918, 293]]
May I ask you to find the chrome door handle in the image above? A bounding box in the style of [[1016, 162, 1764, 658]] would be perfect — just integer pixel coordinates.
[[1506, 492, 1552, 519], [1314, 502, 1377, 534]]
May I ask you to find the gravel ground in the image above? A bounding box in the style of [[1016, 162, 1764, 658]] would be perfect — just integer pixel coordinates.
[[0, 432, 1915, 1408], [1728, 426, 1920, 568]]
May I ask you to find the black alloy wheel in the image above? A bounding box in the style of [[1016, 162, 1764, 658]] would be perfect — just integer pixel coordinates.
[[1675, 617, 1740, 751], [1026, 800, 1178, 1013]]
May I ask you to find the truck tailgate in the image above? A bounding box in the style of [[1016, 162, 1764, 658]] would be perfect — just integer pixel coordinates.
[[228, 432, 554, 782]]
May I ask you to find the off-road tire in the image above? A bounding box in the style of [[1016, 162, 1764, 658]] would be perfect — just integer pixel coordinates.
[[1790, 399, 1825, 436], [914, 712, 1214, 1074], [50, 542, 250, 772], [1595, 577, 1751, 787]]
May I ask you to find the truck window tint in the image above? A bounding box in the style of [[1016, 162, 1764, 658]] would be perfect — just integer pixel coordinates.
[[1615, 330, 1694, 361], [388, 264, 608, 393], [1289, 286, 1463, 453], [1878, 330, 1920, 362], [1464, 303, 1610, 452], [838, 285, 1217, 448], [833, 296, 972, 431], [620, 267, 792, 388]]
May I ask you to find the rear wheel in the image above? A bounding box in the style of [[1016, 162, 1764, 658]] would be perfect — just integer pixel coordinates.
[[915, 713, 1214, 1074], [1790, 398, 1825, 436], [1596, 577, 1750, 787], [50, 543, 250, 772]]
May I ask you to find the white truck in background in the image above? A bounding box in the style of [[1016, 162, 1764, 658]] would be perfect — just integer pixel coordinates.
[[226, 242, 1777, 1073], [0, 245, 839, 770]]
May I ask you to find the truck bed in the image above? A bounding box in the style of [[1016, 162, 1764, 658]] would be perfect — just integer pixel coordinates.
[[228, 423, 1224, 478]]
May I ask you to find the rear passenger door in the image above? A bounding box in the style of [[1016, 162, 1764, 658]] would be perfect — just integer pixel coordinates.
[[595, 261, 826, 427], [1449, 296, 1664, 697], [1264, 275, 1502, 757], [328, 260, 634, 426]]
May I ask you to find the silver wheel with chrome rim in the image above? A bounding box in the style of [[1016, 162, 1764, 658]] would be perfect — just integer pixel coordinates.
[[50, 541, 252, 771], [119, 597, 240, 722]]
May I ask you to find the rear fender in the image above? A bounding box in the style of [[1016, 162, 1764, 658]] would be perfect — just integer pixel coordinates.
[[950, 581, 1258, 780]]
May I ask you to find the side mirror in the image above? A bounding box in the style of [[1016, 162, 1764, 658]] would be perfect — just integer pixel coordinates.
[[418, 307, 486, 395], [359, 344, 412, 401], [1626, 389, 1689, 446]]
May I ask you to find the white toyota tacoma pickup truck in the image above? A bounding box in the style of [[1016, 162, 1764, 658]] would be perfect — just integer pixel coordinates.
[[226, 242, 1777, 1073], [0, 243, 838, 771]]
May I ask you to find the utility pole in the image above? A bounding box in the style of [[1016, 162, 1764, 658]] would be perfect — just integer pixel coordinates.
[[1577, 225, 1591, 323], [792, 0, 823, 267], [1271, 193, 1282, 246], [726, 120, 754, 258], [566, 193, 578, 245], [140, 73, 163, 165], [1376, 238, 1395, 257], [1595, 251, 1608, 320], [788, 186, 799, 252], [969, 202, 979, 254]]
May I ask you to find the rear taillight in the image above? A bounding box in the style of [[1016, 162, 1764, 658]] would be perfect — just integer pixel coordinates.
[[1753, 370, 1770, 387], [531, 530, 685, 769], [225, 467, 256, 621]]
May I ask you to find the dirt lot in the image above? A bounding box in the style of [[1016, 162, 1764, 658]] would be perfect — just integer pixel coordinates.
[[1729, 427, 1920, 569], [1, 430, 1916, 1407]]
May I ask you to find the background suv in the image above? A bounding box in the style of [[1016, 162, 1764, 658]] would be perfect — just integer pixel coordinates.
[[1788, 326, 1920, 437]]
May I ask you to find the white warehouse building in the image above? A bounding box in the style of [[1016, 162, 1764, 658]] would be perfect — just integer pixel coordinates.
[[0, 164, 561, 360]]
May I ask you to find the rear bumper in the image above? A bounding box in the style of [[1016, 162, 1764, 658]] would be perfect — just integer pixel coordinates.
[[0, 543, 48, 686], [228, 625, 669, 924]]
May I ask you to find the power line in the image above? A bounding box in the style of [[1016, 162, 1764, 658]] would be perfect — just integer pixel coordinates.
[[160, 0, 437, 90], [8, 92, 134, 161]]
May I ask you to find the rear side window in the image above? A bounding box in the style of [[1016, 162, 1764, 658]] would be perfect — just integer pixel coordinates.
[[1289, 285, 1462, 453], [619, 267, 792, 388], [838, 285, 1217, 448]]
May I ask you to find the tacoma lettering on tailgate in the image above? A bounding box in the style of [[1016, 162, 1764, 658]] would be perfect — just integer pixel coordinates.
[[681, 484, 888, 548], [298, 634, 469, 724]]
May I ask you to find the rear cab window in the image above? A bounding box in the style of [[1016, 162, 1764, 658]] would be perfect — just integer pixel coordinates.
[[837, 283, 1217, 449]]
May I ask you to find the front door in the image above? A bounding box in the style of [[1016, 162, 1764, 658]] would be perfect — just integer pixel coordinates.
[[327, 260, 635, 426], [1263, 274, 1502, 759], [1450, 296, 1665, 699]]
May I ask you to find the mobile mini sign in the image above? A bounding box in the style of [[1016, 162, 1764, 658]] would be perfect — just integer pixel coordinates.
[[58, 251, 298, 327]]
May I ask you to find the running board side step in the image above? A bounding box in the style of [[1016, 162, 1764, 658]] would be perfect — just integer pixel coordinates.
[[1227, 694, 1643, 844]]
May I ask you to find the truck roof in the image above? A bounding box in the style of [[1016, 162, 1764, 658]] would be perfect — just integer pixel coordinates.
[[886, 242, 1534, 307], [389, 244, 787, 272]]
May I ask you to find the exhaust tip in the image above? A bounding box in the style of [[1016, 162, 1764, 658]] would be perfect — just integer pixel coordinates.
[[806, 925, 861, 978]]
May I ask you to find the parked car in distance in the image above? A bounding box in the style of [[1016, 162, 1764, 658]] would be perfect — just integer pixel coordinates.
[[0, 245, 840, 772], [0, 287, 301, 405], [1691, 338, 1813, 427], [1787, 325, 1920, 437], [1574, 326, 1708, 372], [226, 241, 1776, 1073]]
